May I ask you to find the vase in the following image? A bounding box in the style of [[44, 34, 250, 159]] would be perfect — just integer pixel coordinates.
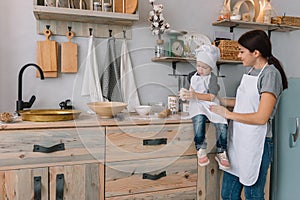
[[155, 38, 164, 58]]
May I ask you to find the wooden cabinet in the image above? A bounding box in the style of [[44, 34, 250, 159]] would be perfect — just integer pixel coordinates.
[[104, 122, 222, 199], [0, 163, 104, 200], [0, 127, 105, 200]]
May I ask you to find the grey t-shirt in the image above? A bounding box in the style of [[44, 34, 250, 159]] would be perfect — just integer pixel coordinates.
[[231, 65, 283, 137]]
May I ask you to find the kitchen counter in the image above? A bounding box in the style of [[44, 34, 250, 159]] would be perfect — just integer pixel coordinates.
[[0, 112, 192, 130], [0, 111, 224, 199]]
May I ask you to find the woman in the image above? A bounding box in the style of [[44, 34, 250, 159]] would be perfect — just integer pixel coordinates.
[[210, 29, 288, 199]]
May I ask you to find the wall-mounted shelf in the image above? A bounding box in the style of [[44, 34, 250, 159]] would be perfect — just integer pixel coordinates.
[[33, 1, 139, 38], [213, 19, 300, 37], [152, 56, 242, 77], [33, 5, 139, 25]]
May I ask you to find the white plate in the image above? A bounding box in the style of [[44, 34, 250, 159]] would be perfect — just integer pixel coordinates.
[[178, 33, 211, 57]]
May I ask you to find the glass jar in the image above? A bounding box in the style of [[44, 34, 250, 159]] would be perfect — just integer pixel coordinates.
[[93, 1, 101, 11], [155, 39, 164, 57]]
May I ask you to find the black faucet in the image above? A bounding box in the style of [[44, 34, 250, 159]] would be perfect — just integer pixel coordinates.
[[16, 63, 44, 112]]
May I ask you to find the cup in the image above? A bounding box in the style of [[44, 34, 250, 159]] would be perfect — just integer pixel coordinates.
[[58, 0, 69, 8], [45, 0, 56, 7]]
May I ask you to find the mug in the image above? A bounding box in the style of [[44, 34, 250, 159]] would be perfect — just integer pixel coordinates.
[[45, 0, 56, 7]]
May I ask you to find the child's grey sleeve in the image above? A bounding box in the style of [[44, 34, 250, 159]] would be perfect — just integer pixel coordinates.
[[208, 73, 220, 96]]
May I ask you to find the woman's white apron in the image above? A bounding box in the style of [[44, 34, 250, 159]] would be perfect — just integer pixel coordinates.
[[226, 65, 268, 186], [188, 72, 227, 124]]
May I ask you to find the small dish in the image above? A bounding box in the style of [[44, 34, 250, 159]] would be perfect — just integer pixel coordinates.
[[135, 105, 152, 116], [0, 112, 18, 123]]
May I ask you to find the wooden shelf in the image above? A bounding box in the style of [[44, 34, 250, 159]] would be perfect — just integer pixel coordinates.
[[33, 5, 139, 26], [152, 56, 242, 65], [212, 19, 300, 33], [152, 56, 242, 78]]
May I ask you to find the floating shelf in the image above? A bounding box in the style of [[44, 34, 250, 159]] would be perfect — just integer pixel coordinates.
[[33, 5, 139, 25], [213, 19, 300, 33], [152, 56, 242, 65], [152, 57, 242, 77]]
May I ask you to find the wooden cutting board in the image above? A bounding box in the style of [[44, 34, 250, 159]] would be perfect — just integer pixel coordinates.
[[115, 0, 138, 14], [36, 28, 58, 78], [61, 31, 78, 73]]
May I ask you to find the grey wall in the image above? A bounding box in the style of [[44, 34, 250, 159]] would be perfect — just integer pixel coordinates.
[[1, 0, 300, 113]]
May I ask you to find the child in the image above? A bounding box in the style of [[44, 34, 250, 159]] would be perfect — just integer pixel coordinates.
[[179, 44, 230, 169]]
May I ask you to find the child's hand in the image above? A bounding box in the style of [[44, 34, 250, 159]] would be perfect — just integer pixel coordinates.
[[179, 88, 189, 100], [180, 88, 195, 100]]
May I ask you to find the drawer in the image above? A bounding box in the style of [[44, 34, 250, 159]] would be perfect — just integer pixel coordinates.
[[105, 155, 197, 198], [105, 187, 197, 200], [0, 127, 105, 169], [106, 124, 196, 162]]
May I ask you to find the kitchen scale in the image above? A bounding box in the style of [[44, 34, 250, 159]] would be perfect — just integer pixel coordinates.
[[167, 30, 187, 57]]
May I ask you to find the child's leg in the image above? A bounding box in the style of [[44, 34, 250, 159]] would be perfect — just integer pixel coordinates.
[[214, 123, 230, 169], [192, 114, 207, 151], [214, 123, 228, 153]]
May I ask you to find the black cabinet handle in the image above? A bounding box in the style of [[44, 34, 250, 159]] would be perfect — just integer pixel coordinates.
[[143, 171, 167, 180], [34, 176, 41, 200], [33, 143, 65, 153], [56, 174, 64, 200], [143, 138, 167, 146]]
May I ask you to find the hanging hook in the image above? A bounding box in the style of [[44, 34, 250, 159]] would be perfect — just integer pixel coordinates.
[[109, 29, 112, 37], [89, 28, 93, 36], [123, 30, 126, 39], [46, 25, 50, 30], [68, 26, 72, 32]]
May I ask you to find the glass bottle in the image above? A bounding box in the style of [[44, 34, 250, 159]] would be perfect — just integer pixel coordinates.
[[263, 1, 272, 24]]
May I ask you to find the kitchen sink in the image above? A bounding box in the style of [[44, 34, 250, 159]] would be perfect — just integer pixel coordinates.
[[18, 109, 81, 122]]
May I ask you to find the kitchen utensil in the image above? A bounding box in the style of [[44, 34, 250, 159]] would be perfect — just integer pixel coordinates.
[[87, 102, 127, 118], [115, 0, 138, 14], [135, 105, 151, 116], [61, 30, 78, 73], [178, 32, 211, 57], [36, 28, 58, 78], [19, 109, 81, 122]]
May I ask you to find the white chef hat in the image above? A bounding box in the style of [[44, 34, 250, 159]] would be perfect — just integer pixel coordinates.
[[195, 44, 220, 70]]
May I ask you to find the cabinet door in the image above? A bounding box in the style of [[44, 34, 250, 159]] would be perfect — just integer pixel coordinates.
[[0, 167, 48, 200], [49, 163, 105, 200]]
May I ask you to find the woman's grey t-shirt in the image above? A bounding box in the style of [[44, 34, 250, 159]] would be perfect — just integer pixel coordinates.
[[230, 65, 283, 138]]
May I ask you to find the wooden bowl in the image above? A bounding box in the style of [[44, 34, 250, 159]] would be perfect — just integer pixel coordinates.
[[87, 102, 127, 118]]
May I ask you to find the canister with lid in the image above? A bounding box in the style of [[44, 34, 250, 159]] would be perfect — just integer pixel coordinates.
[[168, 95, 179, 114]]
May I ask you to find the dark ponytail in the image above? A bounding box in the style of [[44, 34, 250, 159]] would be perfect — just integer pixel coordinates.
[[238, 30, 288, 90]]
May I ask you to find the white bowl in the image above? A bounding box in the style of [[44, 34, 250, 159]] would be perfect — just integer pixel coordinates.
[[135, 105, 152, 116], [87, 102, 127, 118]]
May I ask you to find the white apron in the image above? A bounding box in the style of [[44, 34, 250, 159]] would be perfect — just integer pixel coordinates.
[[189, 72, 227, 124], [226, 65, 268, 186]]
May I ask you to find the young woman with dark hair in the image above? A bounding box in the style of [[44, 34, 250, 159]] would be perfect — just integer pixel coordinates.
[[210, 29, 288, 199]]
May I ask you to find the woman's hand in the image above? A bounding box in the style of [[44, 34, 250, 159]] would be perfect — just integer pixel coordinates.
[[210, 105, 230, 119]]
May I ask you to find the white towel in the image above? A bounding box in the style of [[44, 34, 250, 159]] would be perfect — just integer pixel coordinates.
[[120, 39, 140, 112], [81, 35, 104, 102]]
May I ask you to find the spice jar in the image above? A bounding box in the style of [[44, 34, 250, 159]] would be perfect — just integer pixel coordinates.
[[93, 2, 101, 11]]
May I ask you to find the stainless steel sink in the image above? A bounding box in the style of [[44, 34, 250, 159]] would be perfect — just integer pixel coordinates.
[[19, 109, 81, 122]]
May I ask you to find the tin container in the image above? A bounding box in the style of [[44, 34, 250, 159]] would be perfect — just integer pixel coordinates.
[[168, 95, 179, 114]]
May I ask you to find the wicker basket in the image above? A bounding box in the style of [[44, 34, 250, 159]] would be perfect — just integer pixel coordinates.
[[271, 16, 300, 27], [214, 40, 240, 61]]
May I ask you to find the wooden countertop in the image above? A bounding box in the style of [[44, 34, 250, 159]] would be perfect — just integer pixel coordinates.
[[0, 112, 192, 131]]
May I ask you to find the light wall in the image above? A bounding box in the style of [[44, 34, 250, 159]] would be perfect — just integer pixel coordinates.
[[0, 0, 299, 113]]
